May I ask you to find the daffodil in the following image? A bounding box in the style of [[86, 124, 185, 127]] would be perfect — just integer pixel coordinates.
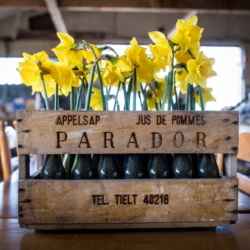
[[185, 51, 217, 88], [90, 87, 103, 110], [18, 51, 56, 98], [137, 59, 158, 86], [174, 47, 199, 64], [147, 90, 158, 110], [50, 62, 76, 96], [149, 31, 172, 70], [101, 65, 124, 87], [125, 37, 147, 67], [175, 68, 188, 94], [195, 87, 216, 107], [52, 32, 86, 71], [171, 15, 203, 53]]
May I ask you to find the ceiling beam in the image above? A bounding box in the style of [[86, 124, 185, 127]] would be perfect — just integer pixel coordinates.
[[44, 0, 67, 33], [1, 0, 250, 14]]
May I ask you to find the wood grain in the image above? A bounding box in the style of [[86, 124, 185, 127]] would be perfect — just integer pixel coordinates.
[[18, 178, 238, 228], [16, 110, 239, 154]]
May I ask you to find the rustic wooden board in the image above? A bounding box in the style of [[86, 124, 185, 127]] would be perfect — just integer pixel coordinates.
[[18, 178, 238, 226], [17, 110, 238, 154]]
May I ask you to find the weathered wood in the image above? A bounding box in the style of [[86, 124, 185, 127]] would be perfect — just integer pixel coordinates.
[[18, 155, 30, 179], [18, 178, 238, 227], [16, 110, 238, 154], [20, 221, 232, 230], [224, 154, 237, 177], [237, 173, 250, 195]]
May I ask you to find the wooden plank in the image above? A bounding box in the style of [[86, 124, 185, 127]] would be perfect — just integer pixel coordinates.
[[20, 221, 232, 230], [16, 110, 239, 155], [18, 178, 238, 226], [237, 173, 250, 195], [18, 155, 30, 179], [224, 154, 237, 177]]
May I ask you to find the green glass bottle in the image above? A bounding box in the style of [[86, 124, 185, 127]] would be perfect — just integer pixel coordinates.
[[196, 154, 219, 178], [123, 154, 147, 179], [41, 154, 66, 179], [71, 154, 95, 179], [97, 154, 121, 179], [148, 154, 172, 179], [91, 154, 101, 178], [172, 154, 196, 179], [62, 154, 75, 179]]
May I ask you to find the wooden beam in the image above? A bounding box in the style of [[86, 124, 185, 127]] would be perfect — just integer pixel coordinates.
[[44, 0, 67, 33], [0, 0, 250, 14]]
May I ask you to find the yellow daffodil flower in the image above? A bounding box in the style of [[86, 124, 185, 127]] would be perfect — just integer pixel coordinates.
[[50, 62, 76, 96], [102, 65, 124, 87], [125, 37, 147, 67], [175, 68, 188, 94], [147, 90, 158, 110], [52, 32, 86, 71], [148, 31, 172, 70], [185, 51, 217, 88], [195, 87, 216, 107], [171, 15, 203, 53], [18, 51, 56, 98], [153, 76, 166, 101], [90, 87, 103, 110], [137, 59, 158, 86]]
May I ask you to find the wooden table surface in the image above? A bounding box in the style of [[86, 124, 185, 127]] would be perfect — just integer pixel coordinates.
[[1, 170, 250, 250]]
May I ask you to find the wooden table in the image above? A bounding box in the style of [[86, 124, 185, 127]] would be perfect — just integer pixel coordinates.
[[1, 170, 250, 250]]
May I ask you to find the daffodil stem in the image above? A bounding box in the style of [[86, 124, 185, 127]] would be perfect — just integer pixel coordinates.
[[85, 65, 96, 111], [161, 74, 169, 111], [54, 83, 58, 110], [155, 101, 159, 111], [40, 72, 50, 110], [70, 87, 75, 111], [75, 77, 85, 111], [141, 83, 148, 111], [167, 71, 173, 111], [198, 86, 205, 111], [122, 81, 129, 111], [133, 68, 137, 111], [113, 82, 121, 111], [174, 85, 179, 110], [189, 84, 195, 111], [96, 63, 106, 111], [105, 87, 111, 110], [185, 84, 190, 111], [127, 78, 133, 111], [138, 91, 143, 110]]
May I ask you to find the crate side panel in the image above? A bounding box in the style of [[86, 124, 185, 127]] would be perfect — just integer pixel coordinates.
[[17, 110, 238, 154], [18, 178, 238, 225]]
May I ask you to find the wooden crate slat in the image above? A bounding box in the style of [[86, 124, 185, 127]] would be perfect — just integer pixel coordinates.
[[18, 178, 238, 225], [17, 110, 239, 154]]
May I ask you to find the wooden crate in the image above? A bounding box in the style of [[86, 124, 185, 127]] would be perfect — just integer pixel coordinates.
[[17, 110, 239, 230]]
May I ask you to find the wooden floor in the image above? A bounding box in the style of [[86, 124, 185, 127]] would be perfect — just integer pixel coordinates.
[[1, 170, 250, 250]]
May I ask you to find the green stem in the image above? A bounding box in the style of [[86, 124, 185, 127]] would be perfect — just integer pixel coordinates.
[[185, 84, 190, 111], [133, 68, 137, 111], [105, 87, 111, 110], [161, 74, 169, 111], [167, 71, 173, 111], [122, 81, 129, 111], [96, 63, 106, 111], [40, 72, 50, 110], [54, 83, 58, 110], [85, 65, 96, 111], [198, 86, 205, 111], [70, 87, 75, 110], [138, 91, 143, 110], [113, 82, 121, 111], [174, 85, 179, 110], [141, 83, 148, 111], [189, 84, 195, 111], [75, 77, 85, 110], [127, 78, 133, 111], [155, 101, 159, 111]]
